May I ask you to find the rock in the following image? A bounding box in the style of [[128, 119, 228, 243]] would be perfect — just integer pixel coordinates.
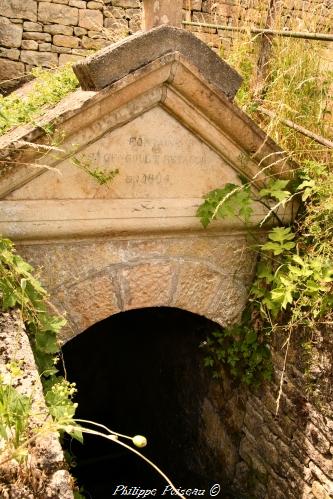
[[23, 21, 43, 32], [183, 0, 202, 10], [39, 43, 52, 52], [51, 45, 72, 53], [312, 481, 331, 499], [103, 6, 125, 18], [81, 35, 109, 49], [20, 50, 58, 68], [38, 3, 79, 26], [0, 0, 37, 21], [53, 35, 81, 48], [88, 1, 103, 9], [45, 470, 74, 499], [78, 8, 103, 29], [74, 27, 87, 36], [23, 32, 52, 42], [44, 24, 74, 36], [0, 17, 23, 48], [21, 40, 39, 50], [71, 48, 91, 55], [69, 0, 86, 7], [0, 58, 24, 84], [112, 0, 140, 7], [104, 17, 128, 31], [73, 25, 242, 98], [59, 53, 84, 64], [0, 47, 20, 60]]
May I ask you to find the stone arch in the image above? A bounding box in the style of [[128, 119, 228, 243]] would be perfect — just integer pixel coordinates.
[[55, 257, 250, 343], [60, 306, 247, 495]]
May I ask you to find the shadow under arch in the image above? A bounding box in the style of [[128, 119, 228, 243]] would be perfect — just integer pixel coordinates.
[[60, 307, 245, 499]]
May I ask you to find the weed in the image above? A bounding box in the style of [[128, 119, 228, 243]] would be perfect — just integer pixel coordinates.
[[0, 65, 79, 136]]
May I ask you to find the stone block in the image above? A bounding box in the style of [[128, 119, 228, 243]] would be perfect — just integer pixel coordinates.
[[53, 34, 81, 48], [306, 423, 331, 455], [59, 53, 84, 64], [103, 6, 126, 18], [21, 39, 39, 50], [38, 3, 78, 26], [113, 0, 140, 7], [121, 262, 175, 310], [74, 27, 87, 35], [183, 0, 202, 10], [20, 50, 58, 68], [129, 17, 141, 33], [81, 35, 108, 49], [0, 17, 22, 48], [56, 273, 121, 334], [174, 262, 221, 315], [0, 58, 24, 83], [69, 0, 86, 7], [39, 43, 52, 51], [71, 48, 91, 55], [0, 47, 20, 60], [23, 21, 43, 32], [73, 25, 242, 97], [312, 481, 331, 499], [0, 0, 37, 21], [51, 45, 72, 53], [88, 1, 103, 8], [104, 17, 128, 30], [23, 32, 52, 42], [44, 24, 74, 36], [78, 8, 103, 29]]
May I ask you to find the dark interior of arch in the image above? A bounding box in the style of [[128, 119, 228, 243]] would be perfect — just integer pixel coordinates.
[[60, 307, 238, 498]]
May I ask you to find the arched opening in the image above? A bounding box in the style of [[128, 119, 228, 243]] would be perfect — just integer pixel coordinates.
[[61, 307, 241, 498]]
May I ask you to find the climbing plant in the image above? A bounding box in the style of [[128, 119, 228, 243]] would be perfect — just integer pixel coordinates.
[[198, 162, 333, 390]]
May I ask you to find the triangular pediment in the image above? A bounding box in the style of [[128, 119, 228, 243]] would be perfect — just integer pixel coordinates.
[[7, 106, 240, 201], [0, 50, 292, 241]]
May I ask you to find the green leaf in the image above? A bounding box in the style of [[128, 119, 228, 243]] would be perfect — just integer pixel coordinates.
[[197, 183, 253, 227], [259, 179, 290, 203], [35, 331, 59, 354], [268, 227, 295, 243]]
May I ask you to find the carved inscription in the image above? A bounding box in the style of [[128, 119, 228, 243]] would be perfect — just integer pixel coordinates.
[[8, 106, 240, 200]]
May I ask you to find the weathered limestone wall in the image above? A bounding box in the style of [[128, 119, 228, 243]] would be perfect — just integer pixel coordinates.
[[0, 311, 73, 499], [1, 0, 332, 91], [234, 346, 333, 499]]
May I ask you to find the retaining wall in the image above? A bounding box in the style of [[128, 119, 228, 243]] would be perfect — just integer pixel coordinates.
[[0, 0, 332, 92]]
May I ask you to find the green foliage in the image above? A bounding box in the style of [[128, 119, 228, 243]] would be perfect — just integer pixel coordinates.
[[0, 65, 79, 136], [0, 238, 63, 376], [259, 179, 290, 204], [198, 160, 333, 387], [71, 156, 119, 186], [0, 237, 80, 459], [203, 325, 272, 386], [197, 183, 253, 228], [0, 380, 31, 454]]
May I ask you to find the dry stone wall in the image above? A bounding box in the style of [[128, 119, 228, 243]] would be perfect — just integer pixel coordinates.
[[233, 345, 333, 499], [0, 311, 74, 499], [1, 0, 332, 92]]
